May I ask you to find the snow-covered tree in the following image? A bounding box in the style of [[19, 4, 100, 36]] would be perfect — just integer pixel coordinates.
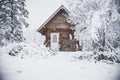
[[106, 0, 120, 49], [0, 0, 29, 46], [64, 0, 120, 52]]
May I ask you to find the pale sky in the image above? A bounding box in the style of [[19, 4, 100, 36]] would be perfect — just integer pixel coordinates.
[[26, 0, 64, 30]]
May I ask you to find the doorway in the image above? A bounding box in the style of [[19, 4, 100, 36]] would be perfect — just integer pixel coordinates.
[[50, 33, 59, 50]]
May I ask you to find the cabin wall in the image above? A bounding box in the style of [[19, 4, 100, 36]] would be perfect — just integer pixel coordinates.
[[45, 29, 76, 51], [42, 10, 76, 51]]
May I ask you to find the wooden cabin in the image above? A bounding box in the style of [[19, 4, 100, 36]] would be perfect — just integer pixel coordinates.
[[37, 5, 79, 51]]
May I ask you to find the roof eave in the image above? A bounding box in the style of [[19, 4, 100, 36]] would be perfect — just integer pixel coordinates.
[[37, 5, 70, 33]]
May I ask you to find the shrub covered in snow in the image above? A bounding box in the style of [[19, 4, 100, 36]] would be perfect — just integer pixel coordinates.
[[8, 45, 23, 56], [0, 42, 52, 58], [76, 51, 120, 64], [0, 41, 119, 64], [94, 52, 120, 63]]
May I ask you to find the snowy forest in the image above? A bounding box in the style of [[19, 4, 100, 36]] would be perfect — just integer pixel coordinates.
[[0, 0, 120, 80], [65, 0, 120, 52]]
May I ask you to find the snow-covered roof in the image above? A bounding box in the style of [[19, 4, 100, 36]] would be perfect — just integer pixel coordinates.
[[37, 5, 70, 32]]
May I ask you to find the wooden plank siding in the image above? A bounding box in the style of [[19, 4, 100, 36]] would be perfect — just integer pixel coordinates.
[[37, 5, 77, 51]]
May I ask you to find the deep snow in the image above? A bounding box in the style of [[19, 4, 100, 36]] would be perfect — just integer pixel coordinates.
[[0, 45, 120, 80]]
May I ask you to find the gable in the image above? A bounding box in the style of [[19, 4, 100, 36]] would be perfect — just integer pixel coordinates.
[[37, 5, 74, 35], [45, 9, 71, 30]]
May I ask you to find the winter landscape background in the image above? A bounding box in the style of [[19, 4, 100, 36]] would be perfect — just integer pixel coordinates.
[[0, 0, 120, 80]]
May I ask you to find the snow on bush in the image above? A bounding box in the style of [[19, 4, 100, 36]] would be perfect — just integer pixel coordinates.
[[0, 42, 119, 64], [94, 52, 120, 63], [72, 51, 120, 64], [0, 42, 53, 59], [8, 45, 23, 56]]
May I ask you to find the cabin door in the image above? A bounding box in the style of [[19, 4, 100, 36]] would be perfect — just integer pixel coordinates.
[[50, 33, 59, 50]]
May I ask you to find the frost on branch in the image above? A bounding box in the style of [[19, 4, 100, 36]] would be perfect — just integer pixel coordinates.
[[64, 0, 120, 52]]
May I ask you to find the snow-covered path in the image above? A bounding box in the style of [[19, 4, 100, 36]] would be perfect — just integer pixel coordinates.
[[0, 53, 120, 80]]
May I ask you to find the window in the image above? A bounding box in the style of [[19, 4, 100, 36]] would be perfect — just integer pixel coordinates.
[[52, 34, 57, 43], [50, 33, 59, 50], [51, 33, 59, 43]]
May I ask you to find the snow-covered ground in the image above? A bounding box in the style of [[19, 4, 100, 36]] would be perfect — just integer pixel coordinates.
[[0, 43, 120, 80], [0, 0, 120, 80]]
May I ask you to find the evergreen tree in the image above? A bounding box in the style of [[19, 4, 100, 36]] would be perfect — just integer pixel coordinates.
[[0, 0, 29, 46]]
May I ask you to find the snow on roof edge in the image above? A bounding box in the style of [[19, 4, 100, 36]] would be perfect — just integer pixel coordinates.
[[37, 5, 70, 32]]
